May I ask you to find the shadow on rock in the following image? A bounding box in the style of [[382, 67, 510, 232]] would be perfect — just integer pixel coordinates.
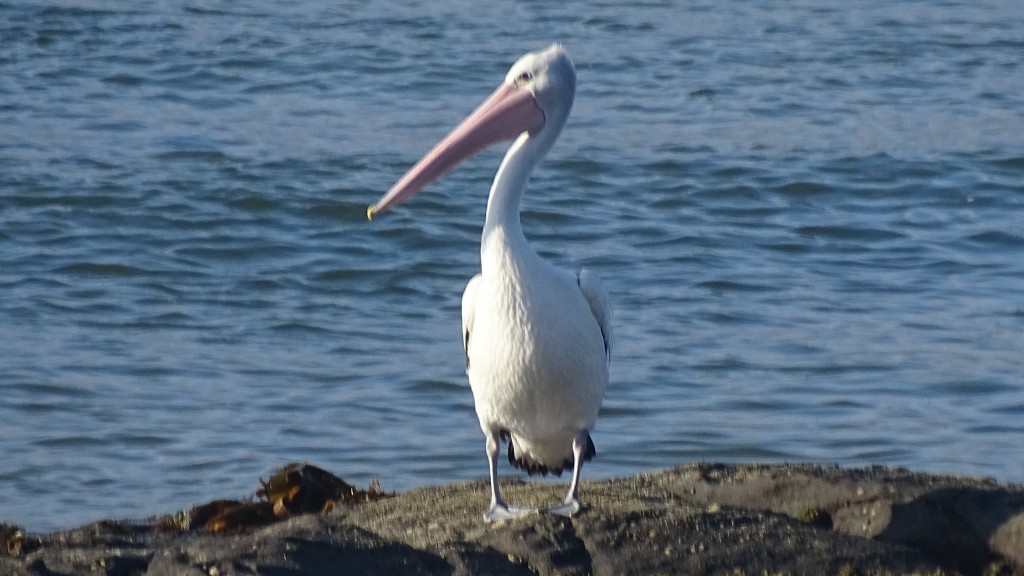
[[879, 486, 1024, 575]]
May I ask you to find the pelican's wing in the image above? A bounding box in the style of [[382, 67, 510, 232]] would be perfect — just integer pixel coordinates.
[[577, 269, 613, 362], [461, 274, 482, 370]]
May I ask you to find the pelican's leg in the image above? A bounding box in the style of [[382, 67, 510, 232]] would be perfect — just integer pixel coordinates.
[[542, 430, 589, 517], [483, 430, 533, 522]]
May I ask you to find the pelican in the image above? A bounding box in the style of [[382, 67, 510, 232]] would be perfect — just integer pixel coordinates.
[[367, 45, 612, 522]]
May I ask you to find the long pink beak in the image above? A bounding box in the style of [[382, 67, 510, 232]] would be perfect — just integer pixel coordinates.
[[367, 83, 545, 220]]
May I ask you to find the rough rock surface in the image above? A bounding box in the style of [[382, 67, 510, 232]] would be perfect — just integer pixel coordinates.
[[3, 463, 1022, 575]]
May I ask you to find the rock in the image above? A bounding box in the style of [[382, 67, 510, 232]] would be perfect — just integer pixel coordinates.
[[635, 463, 1024, 574], [2, 463, 1022, 576], [145, 516, 451, 576]]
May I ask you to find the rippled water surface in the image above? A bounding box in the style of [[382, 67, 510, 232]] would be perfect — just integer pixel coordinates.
[[2, 1, 1023, 531]]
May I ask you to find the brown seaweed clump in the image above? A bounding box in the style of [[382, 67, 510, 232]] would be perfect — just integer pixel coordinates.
[[2, 462, 396, 562], [169, 462, 394, 534]]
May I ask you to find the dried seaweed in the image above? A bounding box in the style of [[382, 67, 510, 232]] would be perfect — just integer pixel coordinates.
[[171, 462, 395, 534]]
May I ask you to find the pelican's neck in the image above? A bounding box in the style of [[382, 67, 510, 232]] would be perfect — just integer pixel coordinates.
[[481, 122, 562, 265], [482, 134, 533, 240]]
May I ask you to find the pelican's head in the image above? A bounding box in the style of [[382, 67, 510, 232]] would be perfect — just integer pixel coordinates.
[[505, 44, 576, 136], [367, 44, 576, 219]]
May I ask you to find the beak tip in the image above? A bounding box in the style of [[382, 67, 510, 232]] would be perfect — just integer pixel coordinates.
[[366, 205, 375, 221]]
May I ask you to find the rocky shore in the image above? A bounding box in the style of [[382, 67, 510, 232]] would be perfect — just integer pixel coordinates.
[[3, 462, 1023, 575]]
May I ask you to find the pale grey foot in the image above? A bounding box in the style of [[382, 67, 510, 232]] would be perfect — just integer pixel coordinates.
[[484, 501, 535, 522], [541, 430, 589, 518], [483, 429, 535, 522], [540, 498, 581, 517]]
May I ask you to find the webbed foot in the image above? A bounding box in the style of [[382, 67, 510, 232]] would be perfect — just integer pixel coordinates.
[[483, 503, 535, 522], [540, 497, 581, 518]]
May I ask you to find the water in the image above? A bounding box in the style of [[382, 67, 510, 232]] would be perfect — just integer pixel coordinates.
[[2, 1, 1022, 532]]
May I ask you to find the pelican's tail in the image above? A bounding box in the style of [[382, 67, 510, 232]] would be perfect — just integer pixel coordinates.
[[507, 433, 595, 477]]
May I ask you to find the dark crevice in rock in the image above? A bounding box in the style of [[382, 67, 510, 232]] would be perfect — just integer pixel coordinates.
[[480, 516, 592, 576]]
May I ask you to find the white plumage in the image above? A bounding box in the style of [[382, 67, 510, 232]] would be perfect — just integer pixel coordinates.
[[369, 45, 612, 521]]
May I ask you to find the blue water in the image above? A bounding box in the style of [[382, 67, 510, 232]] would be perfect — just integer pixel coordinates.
[[2, 1, 1023, 532]]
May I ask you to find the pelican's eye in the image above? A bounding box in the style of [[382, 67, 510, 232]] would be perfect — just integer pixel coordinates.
[[515, 71, 533, 86]]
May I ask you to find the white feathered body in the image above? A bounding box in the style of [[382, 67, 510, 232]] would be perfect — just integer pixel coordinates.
[[462, 227, 610, 473]]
